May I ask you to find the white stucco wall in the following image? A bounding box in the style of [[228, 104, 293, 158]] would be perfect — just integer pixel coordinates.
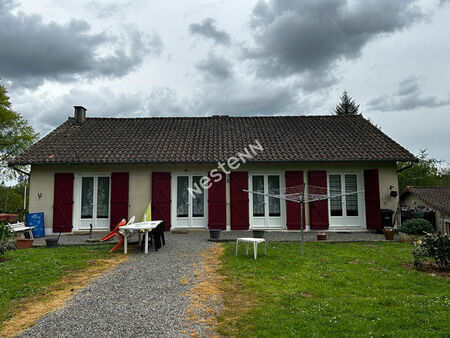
[[29, 161, 400, 233]]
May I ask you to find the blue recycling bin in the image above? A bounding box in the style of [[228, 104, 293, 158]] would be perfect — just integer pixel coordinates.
[[26, 212, 45, 238]]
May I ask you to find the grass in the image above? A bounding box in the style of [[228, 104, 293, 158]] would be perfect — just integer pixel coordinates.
[[217, 242, 450, 337], [0, 244, 123, 334]]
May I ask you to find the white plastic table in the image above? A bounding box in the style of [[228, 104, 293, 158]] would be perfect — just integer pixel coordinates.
[[235, 238, 266, 260], [119, 221, 162, 254]]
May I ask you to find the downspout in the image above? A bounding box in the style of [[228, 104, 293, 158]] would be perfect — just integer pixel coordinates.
[[395, 161, 417, 227]]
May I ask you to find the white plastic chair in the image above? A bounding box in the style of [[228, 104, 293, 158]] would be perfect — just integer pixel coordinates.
[[120, 216, 136, 240]]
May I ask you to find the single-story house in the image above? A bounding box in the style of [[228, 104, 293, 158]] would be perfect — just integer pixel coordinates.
[[401, 186, 450, 234], [9, 107, 417, 235]]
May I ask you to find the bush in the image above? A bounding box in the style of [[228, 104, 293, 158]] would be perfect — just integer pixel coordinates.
[[0, 223, 14, 255], [399, 218, 434, 234], [0, 242, 15, 255], [412, 233, 450, 270]]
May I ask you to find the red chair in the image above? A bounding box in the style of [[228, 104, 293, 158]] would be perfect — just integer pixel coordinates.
[[101, 219, 126, 253]]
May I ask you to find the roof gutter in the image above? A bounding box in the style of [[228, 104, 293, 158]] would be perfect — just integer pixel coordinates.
[[397, 162, 415, 173], [10, 158, 419, 166], [9, 164, 31, 178]]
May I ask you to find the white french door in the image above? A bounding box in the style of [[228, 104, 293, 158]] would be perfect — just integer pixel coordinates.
[[171, 174, 208, 229], [328, 172, 365, 227], [249, 174, 285, 229], [74, 174, 110, 230]]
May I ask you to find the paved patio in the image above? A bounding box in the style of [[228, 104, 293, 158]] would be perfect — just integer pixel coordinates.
[[33, 229, 389, 247]]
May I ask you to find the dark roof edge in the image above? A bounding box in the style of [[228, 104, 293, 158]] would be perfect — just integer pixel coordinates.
[[10, 158, 417, 166]]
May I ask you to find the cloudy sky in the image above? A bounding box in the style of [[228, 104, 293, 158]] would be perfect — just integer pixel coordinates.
[[1, 0, 449, 164]]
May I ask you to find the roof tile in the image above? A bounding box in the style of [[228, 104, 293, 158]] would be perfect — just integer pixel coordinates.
[[10, 115, 416, 165]]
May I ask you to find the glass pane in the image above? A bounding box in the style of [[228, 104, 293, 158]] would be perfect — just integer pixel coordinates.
[[192, 176, 204, 217], [345, 174, 358, 216], [252, 176, 265, 217], [81, 177, 93, 219], [177, 176, 189, 217], [268, 175, 280, 217], [97, 177, 110, 218], [329, 175, 342, 216]]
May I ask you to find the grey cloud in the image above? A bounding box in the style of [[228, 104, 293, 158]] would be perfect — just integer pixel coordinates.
[[16, 79, 300, 139], [143, 81, 299, 116], [367, 76, 450, 111], [193, 79, 300, 116], [195, 53, 233, 80], [245, 0, 424, 79], [85, 1, 136, 18], [294, 70, 339, 93], [144, 87, 190, 116], [15, 87, 144, 136], [0, 3, 162, 88], [189, 18, 231, 45]]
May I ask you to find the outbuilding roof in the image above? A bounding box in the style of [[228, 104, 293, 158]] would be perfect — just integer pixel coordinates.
[[10, 114, 416, 165], [403, 186, 450, 215]]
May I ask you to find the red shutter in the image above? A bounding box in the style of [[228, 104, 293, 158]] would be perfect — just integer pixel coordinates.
[[53, 173, 74, 233], [230, 172, 249, 230], [110, 172, 129, 230], [208, 172, 226, 230], [308, 170, 329, 230], [285, 171, 304, 230], [152, 172, 171, 231], [364, 169, 382, 230]]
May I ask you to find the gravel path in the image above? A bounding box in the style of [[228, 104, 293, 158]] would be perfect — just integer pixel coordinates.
[[20, 232, 214, 338]]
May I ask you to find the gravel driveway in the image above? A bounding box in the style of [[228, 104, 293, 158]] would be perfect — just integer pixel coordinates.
[[20, 232, 214, 338]]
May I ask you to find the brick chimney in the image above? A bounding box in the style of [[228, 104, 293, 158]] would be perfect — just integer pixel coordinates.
[[74, 106, 86, 125]]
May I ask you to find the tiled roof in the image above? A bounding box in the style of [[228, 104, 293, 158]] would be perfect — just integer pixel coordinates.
[[405, 186, 450, 215], [10, 115, 416, 165]]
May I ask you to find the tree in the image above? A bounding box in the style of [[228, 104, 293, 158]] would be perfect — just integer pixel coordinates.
[[438, 166, 450, 186], [0, 83, 38, 180], [397, 149, 442, 193], [334, 90, 360, 115]]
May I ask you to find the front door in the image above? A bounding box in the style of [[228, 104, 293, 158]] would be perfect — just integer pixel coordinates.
[[250, 174, 285, 229], [75, 175, 110, 230], [172, 174, 207, 229]]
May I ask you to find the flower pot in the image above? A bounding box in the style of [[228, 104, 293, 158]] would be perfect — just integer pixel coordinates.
[[45, 238, 59, 248], [383, 228, 395, 241], [317, 232, 327, 241], [16, 238, 34, 249], [398, 232, 423, 243], [252, 230, 265, 238], [209, 229, 221, 239]]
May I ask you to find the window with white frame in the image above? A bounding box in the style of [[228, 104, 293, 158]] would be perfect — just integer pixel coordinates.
[[329, 173, 359, 217]]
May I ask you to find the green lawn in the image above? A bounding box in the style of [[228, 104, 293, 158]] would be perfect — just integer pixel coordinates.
[[218, 242, 450, 337], [0, 245, 117, 327]]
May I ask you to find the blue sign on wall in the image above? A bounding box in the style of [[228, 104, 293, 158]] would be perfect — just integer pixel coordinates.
[[26, 212, 45, 238]]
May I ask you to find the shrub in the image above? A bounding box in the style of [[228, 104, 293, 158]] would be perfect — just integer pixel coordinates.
[[0, 223, 14, 255], [0, 242, 15, 255], [412, 233, 450, 270], [0, 223, 12, 242], [399, 218, 434, 234]]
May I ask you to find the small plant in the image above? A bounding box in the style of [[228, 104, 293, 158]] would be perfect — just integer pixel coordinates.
[[399, 218, 434, 234], [412, 233, 450, 270], [0, 242, 15, 255], [0, 223, 14, 255]]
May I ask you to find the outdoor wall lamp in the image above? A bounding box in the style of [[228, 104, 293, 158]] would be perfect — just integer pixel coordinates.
[[389, 185, 397, 198]]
